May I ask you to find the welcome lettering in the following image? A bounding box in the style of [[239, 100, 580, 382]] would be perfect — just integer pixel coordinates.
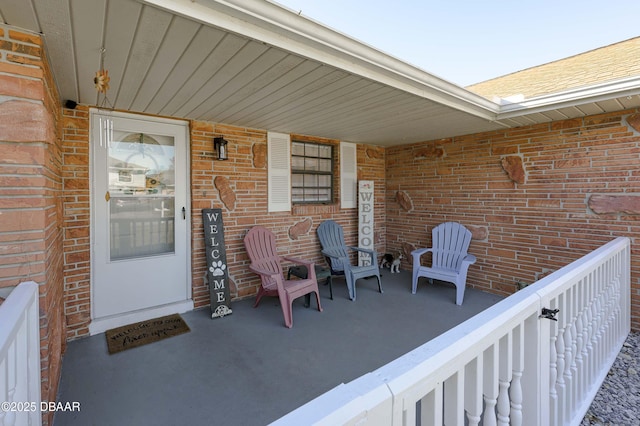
[[202, 208, 232, 318]]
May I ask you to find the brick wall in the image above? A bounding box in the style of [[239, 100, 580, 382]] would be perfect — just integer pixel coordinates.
[[0, 26, 65, 425], [385, 110, 640, 331], [61, 106, 91, 339], [56, 106, 640, 337], [61, 116, 386, 336], [188, 122, 387, 308]]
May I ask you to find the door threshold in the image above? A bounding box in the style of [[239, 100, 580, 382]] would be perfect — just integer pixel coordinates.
[[89, 300, 194, 336]]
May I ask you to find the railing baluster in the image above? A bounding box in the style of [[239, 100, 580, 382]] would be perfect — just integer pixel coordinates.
[[549, 310, 559, 426], [420, 386, 443, 426], [497, 332, 512, 426], [590, 284, 600, 387], [555, 299, 567, 425], [573, 277, 584, 416], [483, 344, 498, 426], [584, 272, 594, 389], [563, 290, 576, 419], [510, 324, 523, 426], [574, 279, 586, 410], [444, 371, 464, 425], [465, 355, 483, 426], [594, 268, 605, 384]]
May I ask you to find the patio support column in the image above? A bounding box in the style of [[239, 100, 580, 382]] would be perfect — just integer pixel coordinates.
[[0, 24, 65, 426]]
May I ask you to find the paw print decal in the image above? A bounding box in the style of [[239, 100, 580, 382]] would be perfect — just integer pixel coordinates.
[[209, 260, 226, 276]]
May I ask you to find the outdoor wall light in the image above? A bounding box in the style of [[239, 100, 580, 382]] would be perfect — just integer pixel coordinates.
[[213, 137, 229, 161]]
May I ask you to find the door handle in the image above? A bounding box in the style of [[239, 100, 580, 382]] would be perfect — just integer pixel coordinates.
[[182, 207, 186, 220]]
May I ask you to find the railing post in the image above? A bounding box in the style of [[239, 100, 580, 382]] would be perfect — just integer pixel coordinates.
[[0, 281, 42, 426], [524, 300, 550, 426]]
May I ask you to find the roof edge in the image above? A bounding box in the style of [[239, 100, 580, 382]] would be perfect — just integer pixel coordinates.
[[140, 0, 500, 120], [496, 76, 640, 119]]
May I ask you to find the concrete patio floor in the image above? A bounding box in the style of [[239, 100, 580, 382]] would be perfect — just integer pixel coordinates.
[[53, 270, 504, 426]]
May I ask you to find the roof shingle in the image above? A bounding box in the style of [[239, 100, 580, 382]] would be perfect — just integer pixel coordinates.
[[466, 37, 640, 101]]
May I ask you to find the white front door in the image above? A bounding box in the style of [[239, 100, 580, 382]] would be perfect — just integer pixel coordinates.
[[90, 110, 192, 334]]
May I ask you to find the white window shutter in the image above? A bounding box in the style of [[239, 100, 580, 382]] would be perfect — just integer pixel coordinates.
[[340, 142, 357, 209], [267, 132, 291, 212]]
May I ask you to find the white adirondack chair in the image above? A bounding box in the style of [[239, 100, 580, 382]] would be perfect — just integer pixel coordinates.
[[411, 222, 476, 305]]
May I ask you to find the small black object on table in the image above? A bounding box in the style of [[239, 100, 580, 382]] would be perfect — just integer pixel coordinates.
[[287, 264, 333, 307]]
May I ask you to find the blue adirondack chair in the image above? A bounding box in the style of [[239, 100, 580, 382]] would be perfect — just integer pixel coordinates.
[[411, 222, 476, 305], [317, 220, 382, 301]]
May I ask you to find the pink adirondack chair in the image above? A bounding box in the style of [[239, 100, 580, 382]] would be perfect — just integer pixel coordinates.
[[411, 222, 477, 305], [243, 226, 323, 328]]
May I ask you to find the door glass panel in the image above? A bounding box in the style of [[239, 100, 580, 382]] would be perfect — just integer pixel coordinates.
[[108, 131, 176, 260]]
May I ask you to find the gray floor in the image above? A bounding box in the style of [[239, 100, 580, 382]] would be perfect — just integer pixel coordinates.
[[54, 270, 503, 426]]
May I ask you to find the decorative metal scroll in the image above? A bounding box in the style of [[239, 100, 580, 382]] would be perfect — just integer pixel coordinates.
[[202, 208, 232, 318]]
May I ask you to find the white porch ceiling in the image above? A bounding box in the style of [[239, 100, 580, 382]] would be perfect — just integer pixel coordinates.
[[2, 0, 640, 146]]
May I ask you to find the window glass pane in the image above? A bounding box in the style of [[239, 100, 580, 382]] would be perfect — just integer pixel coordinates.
[[305, 189, 318, 201], [304, 174, 318, 186], [292, 156, 304, 170], [305, 157, 318, 171], [291, 141, 333, 204], [318, 189, 331, 201], [319, 175, 331, 187], [110, 197, 175, 260], [292, 188, 304, 202], [305, 144, 319, 157], [292, 142, 305, 156], [292, 174, 304, 186], [319, 159, 331, 172], [318, 144, 332, 158], [108, 132, 175, 196]]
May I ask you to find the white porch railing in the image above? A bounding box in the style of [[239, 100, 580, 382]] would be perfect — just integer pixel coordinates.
[[274, 237, 631, 426], [0, 281, 42, 426]]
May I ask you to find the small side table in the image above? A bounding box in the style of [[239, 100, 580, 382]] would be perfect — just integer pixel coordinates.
[[287, 265, 333, 306]]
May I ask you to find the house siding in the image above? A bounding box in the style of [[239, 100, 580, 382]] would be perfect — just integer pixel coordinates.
[[0, 26, 65, 426], [385, 111, 640, 331]]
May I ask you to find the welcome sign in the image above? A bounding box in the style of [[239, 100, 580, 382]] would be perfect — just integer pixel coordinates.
[[358, 180, 374, 266], [202, 208, 232, 318]]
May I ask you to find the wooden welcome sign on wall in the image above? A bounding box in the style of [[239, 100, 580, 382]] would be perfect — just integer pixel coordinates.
[[358, 180, 374, 266], [202, 208, 232, 318]]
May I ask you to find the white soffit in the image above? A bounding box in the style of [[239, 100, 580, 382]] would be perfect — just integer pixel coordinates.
[[141, 0, 500, 120], [3, 0, 640, 146]]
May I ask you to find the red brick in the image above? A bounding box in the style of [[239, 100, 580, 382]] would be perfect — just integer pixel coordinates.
[[0, 100, 54, 142], [0, 74, 44, 100], [589, 194, 640, 215]]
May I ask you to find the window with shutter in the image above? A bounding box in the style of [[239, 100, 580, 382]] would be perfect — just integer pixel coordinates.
[[267, 132, 291, 212], [291, 141, 333, 204], [340, 142, 357, 209]]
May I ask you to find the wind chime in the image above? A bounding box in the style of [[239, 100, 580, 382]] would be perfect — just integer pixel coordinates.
[[94, 68, 110, 95]]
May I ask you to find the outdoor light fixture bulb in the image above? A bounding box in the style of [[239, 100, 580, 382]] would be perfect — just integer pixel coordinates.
[[214, 137, 229, 160]]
